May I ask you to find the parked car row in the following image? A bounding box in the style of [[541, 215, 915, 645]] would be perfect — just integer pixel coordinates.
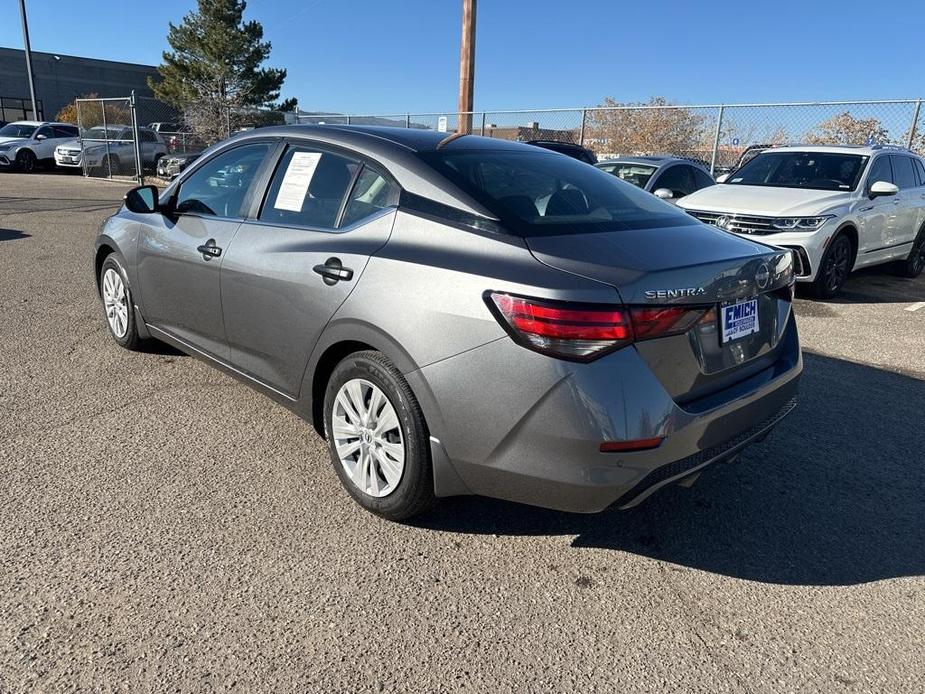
[[0, 119, 172, 175]]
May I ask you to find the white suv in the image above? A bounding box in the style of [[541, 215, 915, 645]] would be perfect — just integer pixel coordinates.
[[0, 121, 79, 172], [677, 145, 925, 297]]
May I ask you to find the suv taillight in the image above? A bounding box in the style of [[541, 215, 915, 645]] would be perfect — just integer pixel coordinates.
[[487, 292, 707, 362]]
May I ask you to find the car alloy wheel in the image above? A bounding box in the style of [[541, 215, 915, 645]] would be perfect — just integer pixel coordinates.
[[16, 150, 36, 173], [331, 378, 405, 497], [101, 267, 129, 338], [821, 235, 851, 294]]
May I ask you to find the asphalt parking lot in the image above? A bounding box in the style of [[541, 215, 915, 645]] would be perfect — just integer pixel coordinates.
[[1, 173, 923, 693]]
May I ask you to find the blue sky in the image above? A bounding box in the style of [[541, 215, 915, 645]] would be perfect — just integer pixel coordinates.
[[2, 0, 924, 113]]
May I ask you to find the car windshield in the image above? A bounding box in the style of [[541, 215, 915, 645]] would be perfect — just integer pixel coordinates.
[[0, 123, 37, 138], [728, 151, 869, 191], [597, 163, 658, 188], [420, 149, 697, 236]]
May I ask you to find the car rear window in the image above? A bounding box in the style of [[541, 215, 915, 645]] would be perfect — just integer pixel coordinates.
[[418, 150, 696, 237]]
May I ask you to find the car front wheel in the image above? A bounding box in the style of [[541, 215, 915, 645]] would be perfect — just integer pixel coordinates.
[[15, 149, 36, 173], [323, 350, 436, 521], [99, 254, 142, 350], [810, 234, 853, 299]]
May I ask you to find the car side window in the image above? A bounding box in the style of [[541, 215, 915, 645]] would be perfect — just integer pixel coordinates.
[[652, 165, 696, 197], [140, 130, 157, 143], [866, 156, 893, 187], [175, 142, 272, 218], [890, 156, 917, 190], [259, 146, 359, 229], [692, 167, 715, 190], [914, 158, 925, 187], [53, 125, 77, 138], [340, 166, 400, 228], [35, 126, 53, 139]]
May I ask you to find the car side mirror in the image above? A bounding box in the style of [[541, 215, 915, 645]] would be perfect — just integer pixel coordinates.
[[35, 134, 47, 141], [868, 180, 899, 198], [653, 188, 674, 200], [715, 173, 730, 183], [124, 185, 159, 213]]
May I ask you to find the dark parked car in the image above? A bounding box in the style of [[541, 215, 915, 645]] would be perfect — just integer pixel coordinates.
[[525, 139, 597, 164], [596, 156, 715, 201], [96, 125, 801, 520]]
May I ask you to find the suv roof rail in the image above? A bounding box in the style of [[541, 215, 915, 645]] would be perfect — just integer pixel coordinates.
[[870, 143, 911, 151]]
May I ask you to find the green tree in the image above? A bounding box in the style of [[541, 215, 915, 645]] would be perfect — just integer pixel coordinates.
[[149, 0, 286, 144]]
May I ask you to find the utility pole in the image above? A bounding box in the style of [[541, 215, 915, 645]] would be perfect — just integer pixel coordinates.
[[19, 0, 39, 120], [457, 0, 476, 134]]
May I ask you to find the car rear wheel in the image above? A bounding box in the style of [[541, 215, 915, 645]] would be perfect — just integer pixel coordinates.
[[323, 350, 436, 521], [100, 254, 142, 350], [15, 149, 36, 173], [810, 234, 853, 299], [896, 224, 925, 278]]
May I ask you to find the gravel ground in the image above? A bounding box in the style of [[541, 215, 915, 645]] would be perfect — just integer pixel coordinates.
[[1, 173, 923, 693]]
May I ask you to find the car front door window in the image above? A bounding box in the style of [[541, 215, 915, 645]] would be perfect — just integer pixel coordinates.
[[175, 143, 272, 218]]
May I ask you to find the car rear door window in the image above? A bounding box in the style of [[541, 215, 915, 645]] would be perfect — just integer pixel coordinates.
[[259, 146, 359, 229], [53, 125, 77, 138], [891, 156, 917, 190], [175, 142, 272, 218], [340, 166, 399, 228], [914, 158, 925, 187]]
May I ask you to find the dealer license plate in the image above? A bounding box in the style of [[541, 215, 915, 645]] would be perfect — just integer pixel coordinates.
[[720, 298, 759, 343]]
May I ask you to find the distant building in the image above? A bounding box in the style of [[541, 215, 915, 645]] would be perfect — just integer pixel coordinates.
[[0, 47, 158, 122]]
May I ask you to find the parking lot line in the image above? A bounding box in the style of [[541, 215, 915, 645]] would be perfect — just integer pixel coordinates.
[[905, 301, 925, 312]]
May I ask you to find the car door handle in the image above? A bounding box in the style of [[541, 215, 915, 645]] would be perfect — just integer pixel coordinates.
[[196, 239, 222, 260], [313, 257, 353, 285]]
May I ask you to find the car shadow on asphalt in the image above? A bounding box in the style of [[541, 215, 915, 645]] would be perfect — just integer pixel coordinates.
[[414, 353, 925, 586], [810, 266, 925, 304], [0, 228, 31, 242]]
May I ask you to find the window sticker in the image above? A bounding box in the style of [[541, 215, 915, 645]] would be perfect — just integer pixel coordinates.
[[274, 152, 322, 212]]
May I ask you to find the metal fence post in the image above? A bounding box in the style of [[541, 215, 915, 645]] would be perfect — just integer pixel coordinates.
[[709, 105, 725, 175], [76, 99, 86, 178], [405, 113, 411, 128], [480, 112, 486, 136], [578, 108, 587, 147], [346, 114, 352, 125], [907, 99, 922, 150], [101, 100, 111, 179], [130, 91, 144, 184]]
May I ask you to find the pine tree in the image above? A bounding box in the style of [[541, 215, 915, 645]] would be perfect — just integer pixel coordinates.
[[149, 0, 287, 143]]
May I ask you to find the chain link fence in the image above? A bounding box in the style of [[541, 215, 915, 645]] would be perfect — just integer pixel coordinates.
[[300, 99, 924, 174]]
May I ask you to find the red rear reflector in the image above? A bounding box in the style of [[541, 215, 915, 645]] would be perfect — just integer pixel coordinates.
[[600, 437, 664, 453]]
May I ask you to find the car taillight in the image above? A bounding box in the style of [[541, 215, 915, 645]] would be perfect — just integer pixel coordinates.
[[487, 292, 707, 362]]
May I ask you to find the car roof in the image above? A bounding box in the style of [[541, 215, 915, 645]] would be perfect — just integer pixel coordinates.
[[8, 120, 73, 127], [187, 125, 550, 219], [597, 155, 709, 169], [767, 144, 916, 157]]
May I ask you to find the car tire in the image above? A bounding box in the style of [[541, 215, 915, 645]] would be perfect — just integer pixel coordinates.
[[99, 254, 142, 350], [809, 233, 853, 299], [895, 224, 925, 279], [323, 350, 436, 521], [15, 149, 36, 173]]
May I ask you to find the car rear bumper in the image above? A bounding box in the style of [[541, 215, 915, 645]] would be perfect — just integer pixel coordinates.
[[409, 314, 802, 513]]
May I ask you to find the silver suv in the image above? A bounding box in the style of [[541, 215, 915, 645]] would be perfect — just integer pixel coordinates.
[[56, 126, 167, 175]]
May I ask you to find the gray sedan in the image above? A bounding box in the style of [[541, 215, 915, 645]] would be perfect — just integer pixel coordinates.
[[95, 126, 800, 520], [596, 155, 715, 201]]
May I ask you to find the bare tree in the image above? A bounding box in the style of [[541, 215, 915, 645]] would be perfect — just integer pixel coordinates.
[[585, 97, 709, 158], [805, 112, 889, 145]]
